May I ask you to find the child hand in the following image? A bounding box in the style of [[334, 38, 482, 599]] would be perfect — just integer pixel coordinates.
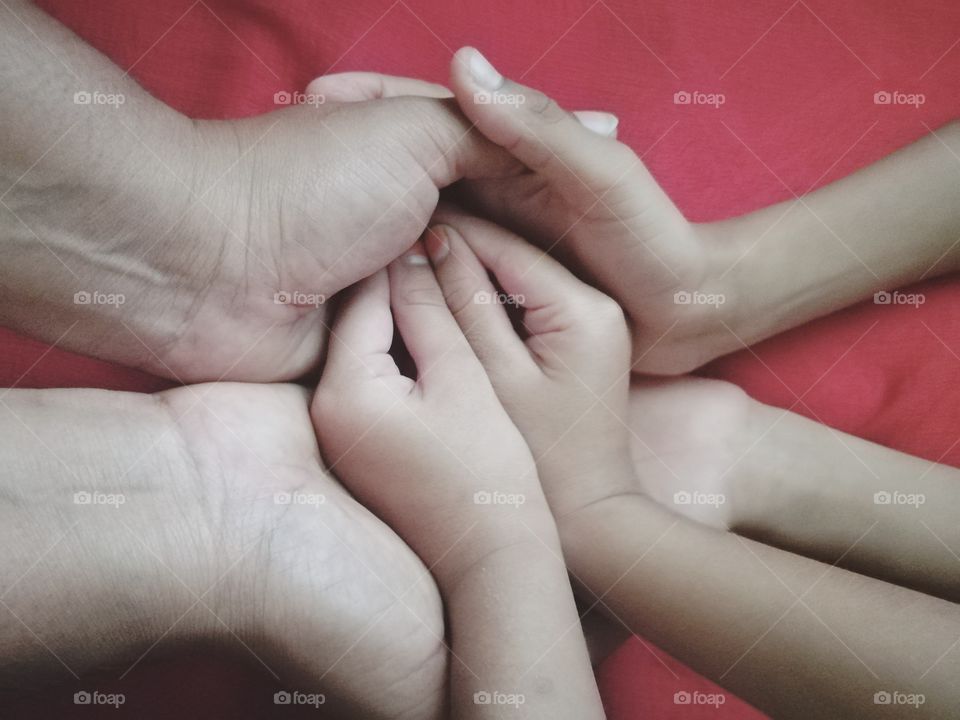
[[424, 210, 638, 520], [313, 245, 605, 718], [448, 47, 734, 375], [312, 252, 549, 574]]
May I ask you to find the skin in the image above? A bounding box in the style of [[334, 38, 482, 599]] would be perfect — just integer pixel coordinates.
[[2, 6, 959, 713], [439, 48, 960, 605], [0, 384, 447, 719], [444, 47, 960, 375], [419, 208, 960, 719], [637, 384, 960, 603], [313, 254, 604, 719], [0, 1, 516, 382]]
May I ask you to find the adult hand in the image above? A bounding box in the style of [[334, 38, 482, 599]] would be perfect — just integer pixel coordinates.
[[1, 2, 515, 382], [0, 383, 448, 719], [158, 382, 453, 718]]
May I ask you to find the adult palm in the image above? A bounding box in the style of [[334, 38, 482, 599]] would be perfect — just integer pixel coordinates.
[[158, 381, 447, 719]]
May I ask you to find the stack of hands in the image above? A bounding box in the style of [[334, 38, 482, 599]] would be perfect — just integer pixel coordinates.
[[4, 5, 960, 716]]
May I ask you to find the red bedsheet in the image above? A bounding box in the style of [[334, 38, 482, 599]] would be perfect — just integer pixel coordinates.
[[6, 1, 960, 717]]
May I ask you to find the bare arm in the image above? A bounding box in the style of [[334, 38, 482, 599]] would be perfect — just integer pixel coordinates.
[[704, 121, 960, 352], [422, 209, 960, 720], [0, 0, 202, 369], [444, 48, 960, 373], [627, 377, 960, 604], [563, 489, 959, 720], [730, 398, 960, 603], [0, 388, 208, 692], [0, 12, 513, 382]]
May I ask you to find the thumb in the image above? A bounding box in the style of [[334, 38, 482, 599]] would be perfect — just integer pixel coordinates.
[[375, 94, 522, 188], [449, 47, 667, 211]]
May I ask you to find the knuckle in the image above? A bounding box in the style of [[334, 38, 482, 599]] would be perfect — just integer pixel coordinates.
[[443, 277, 482, 318], [525, 89, 567, 125], [569, 291, 628, 340], [400, 285, 446, 308], [608, 143, 642, 181]]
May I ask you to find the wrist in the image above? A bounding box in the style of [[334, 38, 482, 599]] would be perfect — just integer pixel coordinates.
[[640, 220, 749, 372], [557, 488, 677, 569], [685, 219, 759, 359], [537, 450, 640, 521], [0, 104, 210, 374], [629, 378, 768, 531], [430, 501, 563, 594], [0, 390, 222, 683], [726, 402, 875, 551]]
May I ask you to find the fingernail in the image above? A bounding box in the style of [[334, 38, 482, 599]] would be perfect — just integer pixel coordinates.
[[425, 225, 450, 264], [575, 111, 619, 136], [404, 244, 429, 266], [468, 48, 503, 91]]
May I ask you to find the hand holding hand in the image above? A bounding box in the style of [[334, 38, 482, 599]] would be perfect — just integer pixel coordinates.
[[422, 208, 637, 519], [313, 245, 604, 719], [1, 22, 516, 384], [446, 48, 735, 375], [417, 210, 761, 529], [312, 256, 548, 572]]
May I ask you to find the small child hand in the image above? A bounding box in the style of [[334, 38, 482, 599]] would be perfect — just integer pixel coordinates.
[[312, 249, 549, 574], [424, 210, 638, 519], [313, 244, 605, 718]]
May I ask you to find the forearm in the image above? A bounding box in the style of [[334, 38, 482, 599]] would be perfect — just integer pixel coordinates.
[[438, 515, 603, 719], [702, 121, 960, 350], [0, 0, 185, 167], [731, 400, 960, 601], [0, 388, 211, 692], [0, 0, 202, 363], [562, 493, 960, 719]]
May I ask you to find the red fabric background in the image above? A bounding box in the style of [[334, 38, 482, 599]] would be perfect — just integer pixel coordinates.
[[6, 0, 960, 717]]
